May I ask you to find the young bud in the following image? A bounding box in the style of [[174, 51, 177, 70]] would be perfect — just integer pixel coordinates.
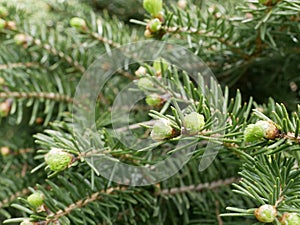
[[137, 77, 154, 91], [35, 117, 44, 124], [0, 100, 11, 117], [135, 66, 147, 77], [183, 112, 205, 134], [45, 148, 73, 172], [150, 119, 174, 141], [1, 146, 10, 156], [143, 0, 163, 17], [70, 17, 87, 30], [255, 204, 277, 223], [244, 120, 279, 142], [177, 0, 187, 9], [0, 77, 5, 85], [280, 212, 300, 225], [147, 18, 162, 32], [146, 94, 163, 107], [244, 123, 264, 142], [14, 34, 31, 46], [5, 21, 17, 30], [0, 6, 8, 18], [144, 29, 153, 38], [255, 120, 279, 139], [27, 191, 44, 208], [0, 18, 5, 30]]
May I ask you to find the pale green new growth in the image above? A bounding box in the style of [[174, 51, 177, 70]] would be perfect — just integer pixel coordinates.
[[143, 0, 162, 17], [183, 112, 205, 134], [146, 94, 162, 106], [255, 204, 277, 223], [27, 191, 44, 208], [281, 213, 300, 225], [244, 123, 265, 142], [150, 119, 173, 141], [45, 148, 73, 172]]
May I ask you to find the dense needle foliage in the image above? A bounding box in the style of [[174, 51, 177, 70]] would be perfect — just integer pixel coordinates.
[[0, 0, 300, 224]]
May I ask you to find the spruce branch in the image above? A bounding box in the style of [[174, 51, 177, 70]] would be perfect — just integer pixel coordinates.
[[90, 31, 121, 48], [1, 0, 300, 224], [29, 36, 86, 73], [2, 19, 87, 73], [14, 148, 34, 156], [157, 177, 238, 195], [215, 200, 224, 225], [163, 25, 249, 58], [223, 154, 300, 223], [21, 177, 238, 224], [0, 62, 40, 70], [46, 186, 126, 223], [0, 91, 74, 104]]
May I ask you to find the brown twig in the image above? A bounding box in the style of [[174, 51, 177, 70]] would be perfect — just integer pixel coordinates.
[[215, 200, 223, 225], [0, 62, 40, 70], [47, 187, 126, 223], [0, 91, 74, 104], [157, 177, 238, 195]]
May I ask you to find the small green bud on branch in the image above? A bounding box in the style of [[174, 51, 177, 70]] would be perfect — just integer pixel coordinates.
[[254, 204, 277, 223]]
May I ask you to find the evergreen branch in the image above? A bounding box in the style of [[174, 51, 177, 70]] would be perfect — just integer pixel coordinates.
[[1, 147, 34, 156], [0, 188, 30, 208], [16, 148, 34, 156], [116, 69, 135, 80], [46, 178, 237, 223], [31, 38, 86, 73], [48, 186, 125, 223], [164, 26, 207, 35], [157, 177, 238, 195], [163, 26, 248, 58], [215, 200, 224, 225], [90, 32, 121, 48], [9, 30, 86, 73], [81, 32, 135, 80], [1, 1, 300, 224], [0, 62, 40, 70], [114, 120, 156, 132], [283, 129, 300, 140], [0, 91, 74, 104]]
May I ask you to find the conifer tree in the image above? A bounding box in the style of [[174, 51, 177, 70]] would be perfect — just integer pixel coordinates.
[[0, 0, 300, 224]]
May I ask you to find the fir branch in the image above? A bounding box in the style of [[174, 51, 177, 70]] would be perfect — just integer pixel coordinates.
[[31, 38, 86, 73], [115, 120, 156, 132], [48, 186, 125, 223], [116, 69, 135, 80], [88, 33, 135, 80], [0, 188, 30, 208], [282, 132, 300, 143], [215, 200, 224, 225], [164, 26, 207, 34], [163, 25, 248, 58], [46, 178, 237, 223], [90, 32, 121, 48], [0, 146, 34, 156], [9, 31, 86, 73], [0, 147, 34, 156], [0, 62, 40, 70], [0, 91, 74, 104], [15, 148, 34, 156], [157, 177, 238, 195]]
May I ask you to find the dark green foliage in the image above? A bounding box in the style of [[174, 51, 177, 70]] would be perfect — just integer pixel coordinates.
[[0, 0, 300, 225]]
